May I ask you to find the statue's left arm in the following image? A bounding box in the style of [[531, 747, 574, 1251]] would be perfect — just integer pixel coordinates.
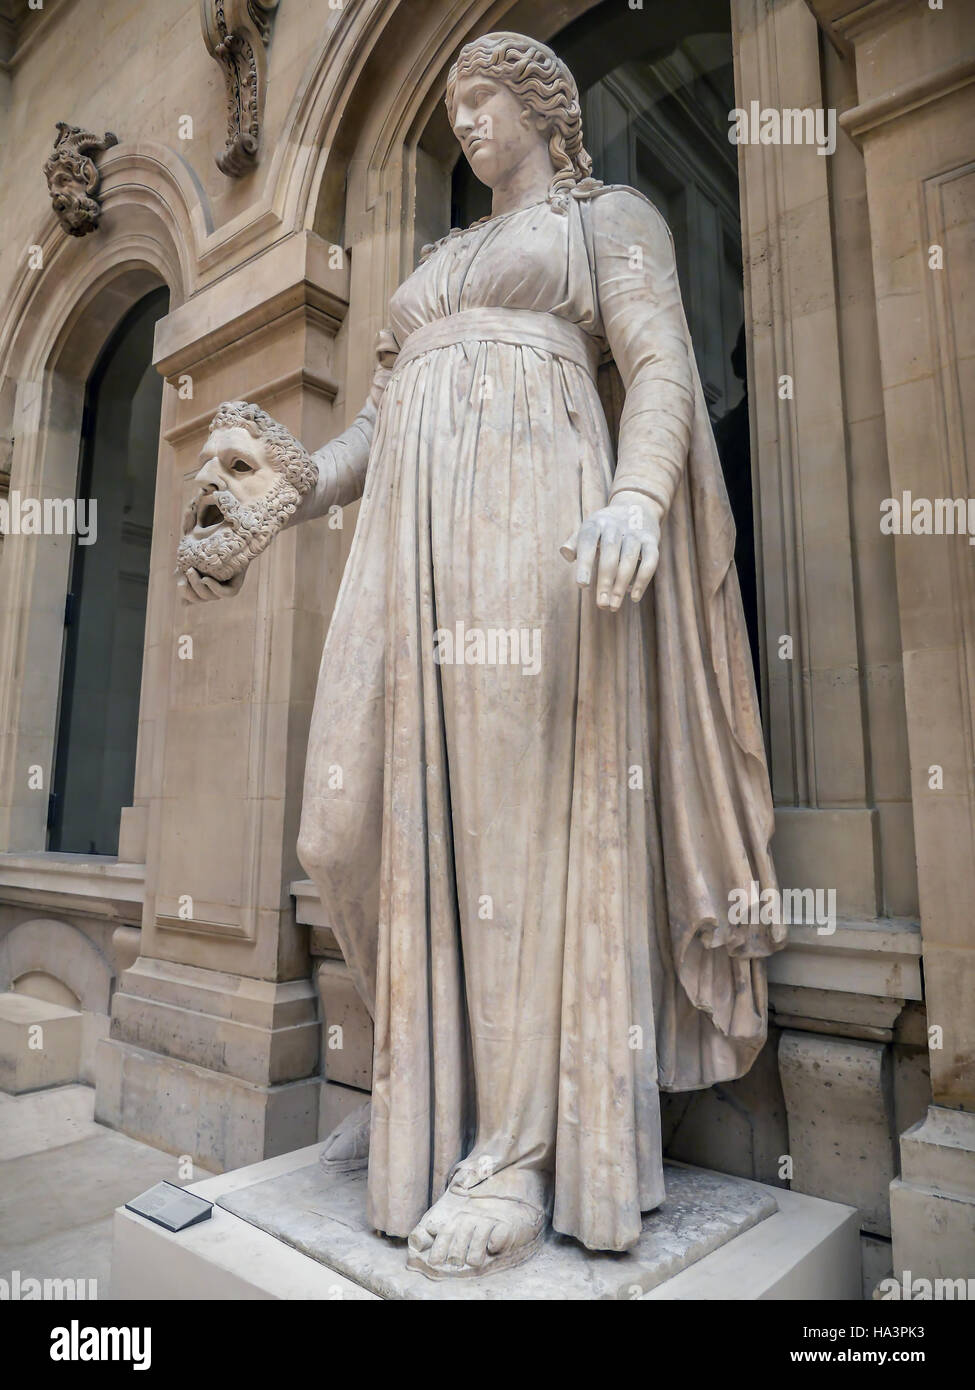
[[561, 188, 695, 606]]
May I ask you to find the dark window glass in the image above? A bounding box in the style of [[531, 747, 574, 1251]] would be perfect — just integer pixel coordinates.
[[49, 287, 168, 855]]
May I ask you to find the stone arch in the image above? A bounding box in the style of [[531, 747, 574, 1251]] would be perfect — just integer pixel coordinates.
[[0, 918, 112, 1015], [0, 142, 205, 853], [0, 141, 207, 382], [292, 0, 605, 244]]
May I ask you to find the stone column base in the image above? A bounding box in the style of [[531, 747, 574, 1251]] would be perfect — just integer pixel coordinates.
[[95, 1037, 319, 1172], [94, 956, 321, 1170], [890, 1107, 975, 1284]]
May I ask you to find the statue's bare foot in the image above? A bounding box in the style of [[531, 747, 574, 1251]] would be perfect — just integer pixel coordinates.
[[319, 1100, 370, 1174], [406, 1187, 545, 1280]]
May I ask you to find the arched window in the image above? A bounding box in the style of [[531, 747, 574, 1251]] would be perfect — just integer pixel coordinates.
[[48, 287, 169, 856]]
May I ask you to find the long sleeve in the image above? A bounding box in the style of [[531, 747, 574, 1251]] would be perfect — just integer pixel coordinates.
[[590, 189, 695, 514], [287, 328, 398, 524]]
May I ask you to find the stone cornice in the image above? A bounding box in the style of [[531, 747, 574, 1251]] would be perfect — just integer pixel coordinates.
[[153, 230, 350, 378], [839, 54, 975, 140], [804, 0, 913, 55]]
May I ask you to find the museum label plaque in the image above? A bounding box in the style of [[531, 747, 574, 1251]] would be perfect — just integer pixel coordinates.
[[125, 1181, 213, 1233]]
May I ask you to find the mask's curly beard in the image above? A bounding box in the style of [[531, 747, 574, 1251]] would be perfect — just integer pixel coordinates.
[[176, 476, 300, 582]]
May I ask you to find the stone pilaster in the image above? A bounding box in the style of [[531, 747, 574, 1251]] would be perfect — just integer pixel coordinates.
[[95, 230, 354, 1169], [807, 0, 975, 1283]]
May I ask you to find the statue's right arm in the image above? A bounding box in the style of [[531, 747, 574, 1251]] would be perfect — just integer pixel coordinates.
[[286, 332, 397, 526], [286, 398, 377, 525]]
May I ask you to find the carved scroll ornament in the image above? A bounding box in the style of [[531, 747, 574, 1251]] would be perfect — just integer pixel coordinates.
[[201, 0, 281, 177], [42, 123, 119, 237]]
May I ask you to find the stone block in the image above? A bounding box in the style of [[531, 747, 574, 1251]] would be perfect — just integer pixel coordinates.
[[772, 807, 880, 919], [0, 991, 81, 1093], [94, 1036, 319, 1172], [779, 1030, 896, 1235], [319, 1078, 371, 1142], [315, 960, 373, 1090]]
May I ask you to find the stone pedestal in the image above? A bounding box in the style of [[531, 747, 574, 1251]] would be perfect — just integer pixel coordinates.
[[111, 1142, 861, 1300]]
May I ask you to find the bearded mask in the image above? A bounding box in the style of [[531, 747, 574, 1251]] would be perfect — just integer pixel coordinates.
[[177, 402, 316, 583]]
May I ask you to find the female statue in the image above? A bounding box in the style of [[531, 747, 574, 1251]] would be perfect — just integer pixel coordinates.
[[179, 31, 783, 1280]]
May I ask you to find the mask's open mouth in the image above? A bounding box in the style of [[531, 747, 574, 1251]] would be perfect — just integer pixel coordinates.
[[187, 494, 230, 538]]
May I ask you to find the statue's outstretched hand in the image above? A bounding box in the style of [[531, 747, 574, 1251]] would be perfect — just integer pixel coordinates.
[[560, 490, 663, 608]]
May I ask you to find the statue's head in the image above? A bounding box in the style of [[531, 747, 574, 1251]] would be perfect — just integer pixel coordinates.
[[176, 401, 316, 582], [445, 32, 592, 202]]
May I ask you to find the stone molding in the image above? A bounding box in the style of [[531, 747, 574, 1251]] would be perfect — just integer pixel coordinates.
[[152, 230, 349, 381], [840, 56, 975, 141], [804, 0, 913, 54], [767, 918, 922, 1001], [200, 0, 281, 177], [0, 853, 145, 924]]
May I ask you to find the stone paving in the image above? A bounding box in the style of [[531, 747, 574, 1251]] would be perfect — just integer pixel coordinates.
[[0, 1085, 190, 1300]]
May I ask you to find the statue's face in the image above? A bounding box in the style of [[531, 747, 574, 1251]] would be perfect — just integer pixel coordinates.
[[48, 177, 98, 235], [451, 73, 547, 188], [176, 424, 300, 582]]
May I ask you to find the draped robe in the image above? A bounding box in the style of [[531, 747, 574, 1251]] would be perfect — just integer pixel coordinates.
[[293, 185, 784, 1252]]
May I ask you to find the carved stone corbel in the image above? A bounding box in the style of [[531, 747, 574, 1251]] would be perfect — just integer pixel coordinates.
[[201, 0, 281, 177], [42, 123, 119, 237]]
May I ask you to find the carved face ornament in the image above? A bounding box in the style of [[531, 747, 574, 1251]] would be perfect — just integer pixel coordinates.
[[177, 405, 315, 582]]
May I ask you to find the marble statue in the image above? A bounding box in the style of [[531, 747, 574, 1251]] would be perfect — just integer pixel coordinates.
[[179, 31, 784, 1280]]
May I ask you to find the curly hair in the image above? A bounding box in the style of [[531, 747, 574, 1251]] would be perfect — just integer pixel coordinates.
[[445, 32, 595, 209], [208, 401, 316, 495]]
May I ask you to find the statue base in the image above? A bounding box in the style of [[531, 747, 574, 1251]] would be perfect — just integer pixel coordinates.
[[111, 1141, 862, 1299]]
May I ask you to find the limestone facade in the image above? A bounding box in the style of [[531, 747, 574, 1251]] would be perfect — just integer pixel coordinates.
[[0, 0, 972, 1293]]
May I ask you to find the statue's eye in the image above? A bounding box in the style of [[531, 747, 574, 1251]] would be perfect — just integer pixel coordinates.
[[231, 458, 253, 473]]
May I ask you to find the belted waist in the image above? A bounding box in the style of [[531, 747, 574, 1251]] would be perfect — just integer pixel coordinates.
[[392, 307, 600, 378]]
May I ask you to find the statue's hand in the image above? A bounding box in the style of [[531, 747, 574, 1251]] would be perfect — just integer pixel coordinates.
[[560, 490, 663, 609], [177, 566, 247, 604]]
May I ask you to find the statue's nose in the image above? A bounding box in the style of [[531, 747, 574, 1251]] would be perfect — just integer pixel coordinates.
[[194, 456, 223, 488]]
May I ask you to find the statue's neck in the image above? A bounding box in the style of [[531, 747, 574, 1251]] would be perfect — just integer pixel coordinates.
[[490, 147, 556, 219]]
